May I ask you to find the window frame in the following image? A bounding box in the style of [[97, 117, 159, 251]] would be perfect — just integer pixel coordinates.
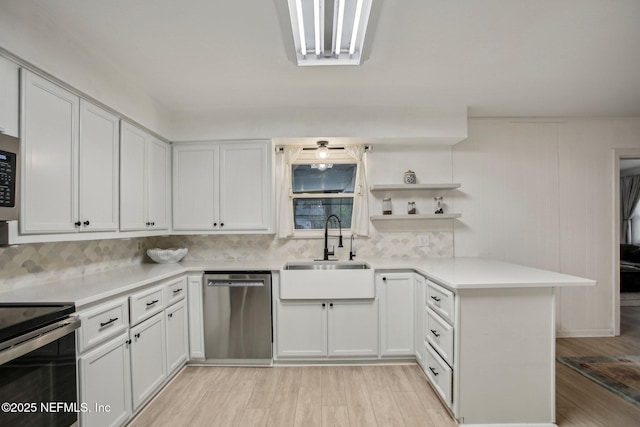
[[290, 156, 358, 238]]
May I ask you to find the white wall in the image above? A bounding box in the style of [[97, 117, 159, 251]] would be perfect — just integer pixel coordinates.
[[454, 117, 640, 337], [0, 1, 172, 137]]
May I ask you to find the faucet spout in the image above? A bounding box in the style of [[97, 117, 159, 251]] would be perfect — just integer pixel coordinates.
[[323, 214, 343, 261]]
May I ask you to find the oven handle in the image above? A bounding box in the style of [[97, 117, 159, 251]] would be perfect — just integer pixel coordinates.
[[0, 317, 81, 366]]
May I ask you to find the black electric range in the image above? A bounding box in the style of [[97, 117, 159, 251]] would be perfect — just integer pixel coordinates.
[[0, 303, 75, 345]]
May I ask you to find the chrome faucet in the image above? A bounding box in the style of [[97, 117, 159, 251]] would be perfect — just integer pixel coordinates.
[[349, 235, 356, 261], [323, 214, 343, 261]]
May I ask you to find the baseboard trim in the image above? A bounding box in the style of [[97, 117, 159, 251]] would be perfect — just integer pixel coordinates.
[[460, 423, 556, 427], [556, 329, 614, 338]]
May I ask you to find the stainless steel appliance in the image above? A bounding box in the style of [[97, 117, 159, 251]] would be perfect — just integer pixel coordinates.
[[0, 132, 19, 221], [0, 303, 80, 427], [203, 271, 272, 364]]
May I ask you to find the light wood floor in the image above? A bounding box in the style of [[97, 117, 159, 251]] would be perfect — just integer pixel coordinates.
[[129, 364, 456, 427], [130, 307, 640, 427], [556, 306, 640, 427]]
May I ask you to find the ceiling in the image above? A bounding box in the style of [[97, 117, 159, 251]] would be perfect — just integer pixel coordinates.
[[3, 0, 640, 119]]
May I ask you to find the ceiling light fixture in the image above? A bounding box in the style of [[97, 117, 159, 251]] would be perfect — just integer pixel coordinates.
[[287, 0, 373, 66], [315, 141, 330, 159]]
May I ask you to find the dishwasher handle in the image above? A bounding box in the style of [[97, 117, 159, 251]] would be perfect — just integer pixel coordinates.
[[206, 280, 265, 287]]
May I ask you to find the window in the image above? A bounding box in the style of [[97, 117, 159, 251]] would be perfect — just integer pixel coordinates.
[[291, 163, 357, 230]]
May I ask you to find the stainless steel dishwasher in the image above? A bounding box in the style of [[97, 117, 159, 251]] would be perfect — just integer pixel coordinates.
[[202, 271, 272, 364]]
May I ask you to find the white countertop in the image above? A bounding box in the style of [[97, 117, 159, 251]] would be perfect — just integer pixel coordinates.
[[0, 257, 595, 309]]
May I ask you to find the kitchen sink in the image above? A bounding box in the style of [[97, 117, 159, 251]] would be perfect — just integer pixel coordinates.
[[280, 261, 374, 299], [283, 261, 370, 270]]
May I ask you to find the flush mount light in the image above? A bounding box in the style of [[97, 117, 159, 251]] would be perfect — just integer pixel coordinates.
[[315, 141, 330, 159], [287, 0, 373, 66], [312, 163, 333, 171]]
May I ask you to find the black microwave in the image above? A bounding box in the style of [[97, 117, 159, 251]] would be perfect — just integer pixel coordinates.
[[0, 133, 19, 221]]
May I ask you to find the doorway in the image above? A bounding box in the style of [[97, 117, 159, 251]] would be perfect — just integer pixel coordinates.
[[613, 150, 640, 335]]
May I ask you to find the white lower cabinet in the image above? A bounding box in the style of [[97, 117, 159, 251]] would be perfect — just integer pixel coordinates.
[[378, 272, 414, 356], [78, 333, 132, 427], [187, 274, 205, 359], [276, 299, 378, 359], [130, 312, 167, 410], [165, 299, 188, 374]]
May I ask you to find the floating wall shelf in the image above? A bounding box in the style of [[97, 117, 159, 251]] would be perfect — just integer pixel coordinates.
[[370, 214, 461, 221], [369, 184, 461, 192]]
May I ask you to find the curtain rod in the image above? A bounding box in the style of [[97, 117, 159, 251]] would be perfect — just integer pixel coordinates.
[[275, 145, 372, 153]]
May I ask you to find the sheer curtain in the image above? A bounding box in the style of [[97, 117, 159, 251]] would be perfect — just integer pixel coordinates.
[[621, 175, 640, 244], [277, 146, 303, 238], [344, 145, 369, 237]]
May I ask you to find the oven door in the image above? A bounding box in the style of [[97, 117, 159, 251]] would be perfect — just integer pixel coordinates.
[[0, 317, 80, 427]]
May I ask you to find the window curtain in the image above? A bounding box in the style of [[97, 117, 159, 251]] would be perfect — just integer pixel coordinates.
[[277, 146, 303, 238], [344, 145, 369, 237], [621, 175, 640, 244]]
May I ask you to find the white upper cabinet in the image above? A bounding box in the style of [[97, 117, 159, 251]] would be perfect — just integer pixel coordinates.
[[218, 142, 271, 231], [78, 100, 119, 232], [0, 56, 19, 138], [21, 70, 119, 234], [21, 70, 80, 234], [172, 140, 272, 233], [120, 121, 170, 232]]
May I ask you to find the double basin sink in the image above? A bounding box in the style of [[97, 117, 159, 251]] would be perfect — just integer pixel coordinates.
[[280, 261, 374, 300]]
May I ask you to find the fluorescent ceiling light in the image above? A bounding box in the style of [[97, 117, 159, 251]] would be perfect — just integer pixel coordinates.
[[287, 0, 373, 66]]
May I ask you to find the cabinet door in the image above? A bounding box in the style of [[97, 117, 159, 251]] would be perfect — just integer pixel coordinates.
[[120, 121, 147, 231], [165, 300, 188, 374], [414, 274, 426, 366], [147, 138, 170, 230], [0, 56, 19, 138], [218, 141, 271, 231], [328, 299, 378, 357], [21, 70, 79, 234], [78, 333, 132, 427], [78, 100, 119, 232], [378, 273, 415, 356], [173, 144, 218, 230], [130, 313, 167, 410], [276, 300, 327, 358]]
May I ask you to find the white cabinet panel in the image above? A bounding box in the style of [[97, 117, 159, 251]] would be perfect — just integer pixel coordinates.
[[414, 274, 426, 366], [187, 274, 205, 359], [172, 144, 218, 230], [21, 70, 79, 234], [78, 100, 119, 232], [172, 140, 272, 233], [276, 300, 327, 358], [147, 138, 170, 230], [130, 313, 167, 410], [0, 56, 19, 138], [218, 142, 271, 231], [120, 122, 147, 231], [378, 272, 414, 356], [78, 333, 132, 427], [76, 298, 129, 353], [120, 122, 170, 232], [328, 299, 378, 357], [165, 299, 188, 374]]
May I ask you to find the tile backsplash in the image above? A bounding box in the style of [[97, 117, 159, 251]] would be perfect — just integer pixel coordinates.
[[0, 231, 453, 291]]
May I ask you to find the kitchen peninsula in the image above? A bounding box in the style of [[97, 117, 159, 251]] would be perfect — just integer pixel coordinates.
[[0, 257, 594, 426]]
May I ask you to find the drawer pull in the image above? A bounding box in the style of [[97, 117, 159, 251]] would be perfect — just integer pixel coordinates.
[[430, 295, 441, 303], [168, 313, 173, 318], [99, 317, 119, 327], [146, 299, 159, 307], [430, 329, 440, 338], [172, 288, 183, 294], [429, 367, 439, 376]]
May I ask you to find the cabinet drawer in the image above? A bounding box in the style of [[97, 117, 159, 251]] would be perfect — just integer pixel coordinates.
[[166, 277, 187, 306], [77, 298, 129, 353], [130, 285, 165, 326], [426, 280, 455, 324], [424, 342, 453, 407], [425, 307, 454, 366]]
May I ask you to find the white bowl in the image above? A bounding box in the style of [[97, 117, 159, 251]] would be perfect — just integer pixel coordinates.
[[147, 248, 188, 264]]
